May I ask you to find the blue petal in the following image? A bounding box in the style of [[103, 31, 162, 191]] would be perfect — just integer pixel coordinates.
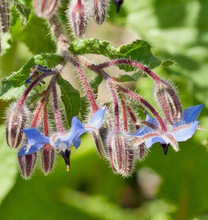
[[133, 126, 153, 137], [145, 136, 168, 148], [173, 121, 199, 142], [181, 104, 203, 124], [22, 128, 50, 146], [89, 106, 106, 129], [73, 136, 81, 149], [145, 113, 158, 126], [18, 143, 44, 155], [59, 117, 86, 147]]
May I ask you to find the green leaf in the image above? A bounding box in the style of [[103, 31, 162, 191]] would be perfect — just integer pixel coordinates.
[[13, 0, 31, 26], [115, 72, 141, 82], [57, 76, 81, 126], [0, 53, 62, 100], [69, 38, 162, 70], [89, 74, 103, 95], [0, 125, 18, 204], [12, 14, 56, 54]]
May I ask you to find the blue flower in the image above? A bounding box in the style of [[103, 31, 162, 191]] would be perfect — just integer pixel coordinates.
[[18, 129, 50, 156], [132, 104, 204, 154], [18, 106, 107, 156], [56, 106, 107, 148]]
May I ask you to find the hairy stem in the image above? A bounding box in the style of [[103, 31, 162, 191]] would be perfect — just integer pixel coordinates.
[[94, 59, 162, 83], [51, 76, 65, 133], [64, 53, 99, 113]]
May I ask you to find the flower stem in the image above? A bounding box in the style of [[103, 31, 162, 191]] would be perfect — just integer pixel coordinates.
[[43, 105, 49, 136], [78, 56, 167, 131], [126, 105, 140, 130], [51, 76, 65, 133], [94, 59, 162, 83], [17, 65, 63, 108], [119, 87, 167, 132], [48, 14, 69, 54], [64, 53, 99, 113], [30, 79, 53, 128]]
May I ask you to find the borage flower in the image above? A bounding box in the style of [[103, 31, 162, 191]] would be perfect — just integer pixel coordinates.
[[18, 106, 106, 170], [132, 104, 204, 154]]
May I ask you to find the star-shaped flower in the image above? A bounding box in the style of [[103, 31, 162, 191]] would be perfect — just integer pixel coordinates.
[[18, 106, 106, 160], [132, 104, 204, 154]]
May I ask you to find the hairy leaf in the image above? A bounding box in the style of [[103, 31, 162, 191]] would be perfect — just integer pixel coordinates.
[[0, 54, 62, 100], [57, 76, 81, 126], [13, 0, 31, 26], [69, 38, 166, 71]]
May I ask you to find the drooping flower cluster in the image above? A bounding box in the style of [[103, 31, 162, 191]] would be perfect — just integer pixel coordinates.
[[5, 58, 204, 179], [4, 1, 204, 179]]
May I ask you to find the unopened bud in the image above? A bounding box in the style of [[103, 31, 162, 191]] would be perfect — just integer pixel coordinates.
[[6, 103, 29, 148], [108, 131, 134, 176], [0, 0, 10, 33], [134, 143, 148, 160], [67, 0, 90, 38], [41, 144, 56, 174], [93, 0, 107, 25], [92, 126, 109, 158], [18, 152, 37, 179], [33, 0, 60, 18], [154, 80, 182, 124]]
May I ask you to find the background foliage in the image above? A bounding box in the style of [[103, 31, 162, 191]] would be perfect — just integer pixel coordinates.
[[0, 0, 208, 220]]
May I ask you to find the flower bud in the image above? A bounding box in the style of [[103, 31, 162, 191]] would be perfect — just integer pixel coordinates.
[[154, 80, 182, 124], [33, 0, 60, 18], [92, 123, 110, 158], [40, 144, 56, 174], [18, 152, 37, 179], [6, 103, 29, 149], [93, 0, 107, 25], [134, 143, 148, 160], [0, 0, 10, 33], [108, 130, 134, 176], [67, 0, 90, 37]]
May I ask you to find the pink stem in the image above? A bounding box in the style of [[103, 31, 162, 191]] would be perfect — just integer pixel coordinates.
[[78, 56, 166, 131], [30, 79, 53, 128], [94, 59, 162, 83], [119, 87, 167, 132], [43, 105, 49, 136], [51, 78, 64, 133], [17, 70, 57, 108], [127, 106, 140, 130], [64, 53, 98, 113]]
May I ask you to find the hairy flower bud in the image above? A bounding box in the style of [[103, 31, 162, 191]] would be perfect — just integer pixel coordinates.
[[67, 0, 90, 37], [93, 0, 107, 25], [18, 152, 37, 179], [6, 103, 29, 149], [108, 131, 134, 176], [92, 126, 109, 158], [0, 0, 10, 33], [41, 144, 56, 174], [33, 0, 60, 17], [154, 80, 183, 124], [134, 143, 148, 160]]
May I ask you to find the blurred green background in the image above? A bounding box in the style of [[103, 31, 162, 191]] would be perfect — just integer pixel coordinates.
[[1, 0, 208, 220]]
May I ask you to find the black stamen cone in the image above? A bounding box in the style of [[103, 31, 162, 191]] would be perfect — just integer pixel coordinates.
[[113, 0, 124, 13], [160, 143, 170, 155], [60, 150, 71, 166]]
